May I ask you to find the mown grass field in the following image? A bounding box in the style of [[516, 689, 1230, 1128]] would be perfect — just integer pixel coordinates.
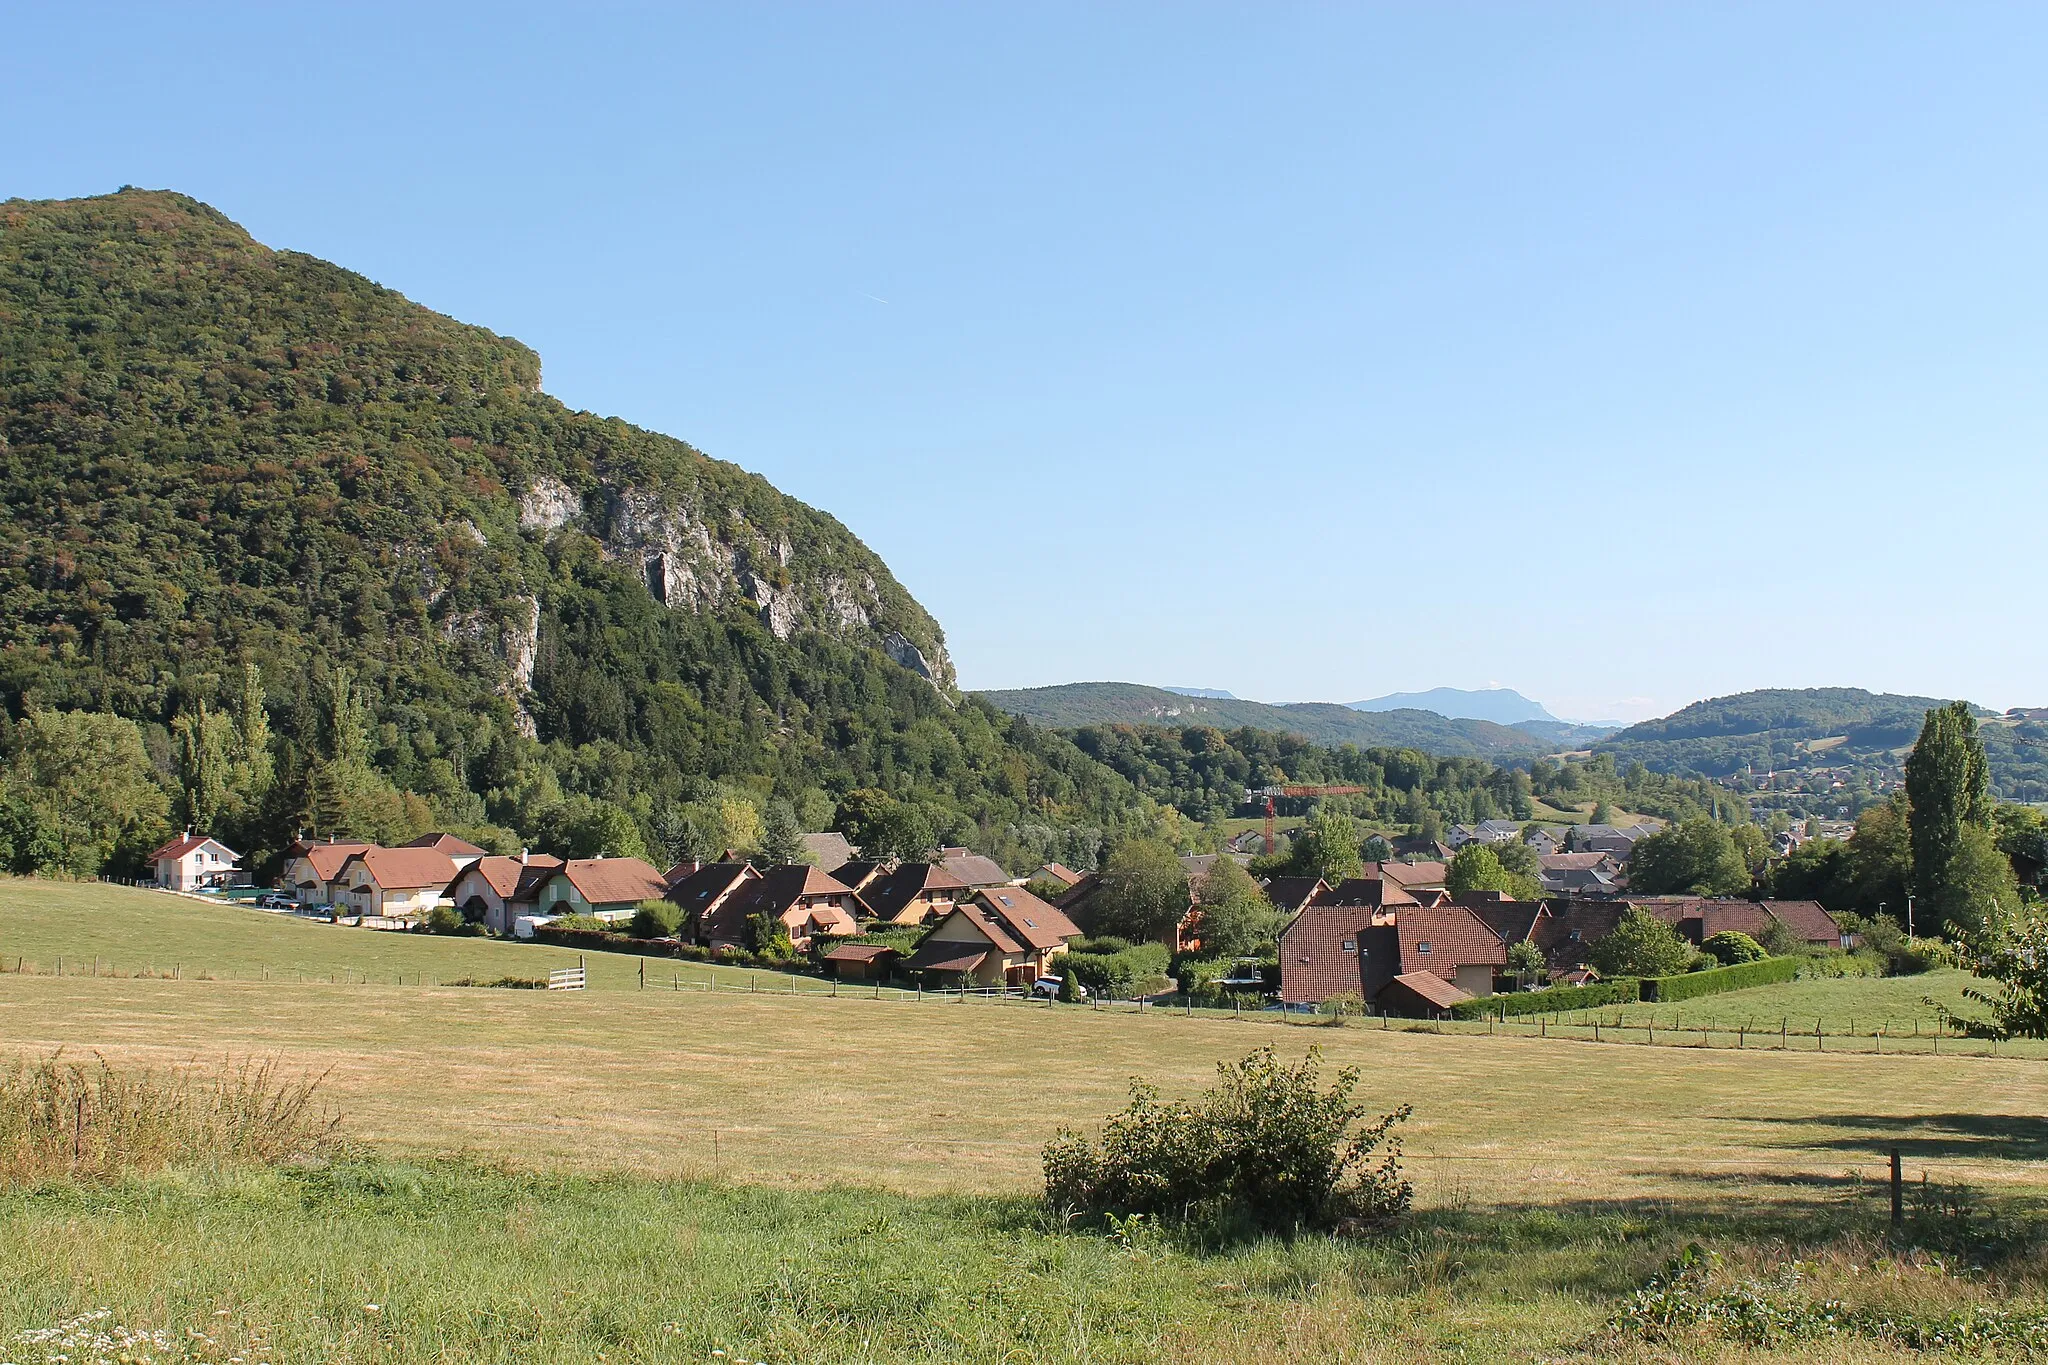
[[5, 877, 2048, 1361]]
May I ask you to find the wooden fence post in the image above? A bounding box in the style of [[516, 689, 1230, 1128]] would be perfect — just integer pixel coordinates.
[[1890, 1149, 1903, 1226]]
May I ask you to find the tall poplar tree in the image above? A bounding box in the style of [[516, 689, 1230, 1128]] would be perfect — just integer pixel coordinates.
[[1905, 700, 1995, 936]]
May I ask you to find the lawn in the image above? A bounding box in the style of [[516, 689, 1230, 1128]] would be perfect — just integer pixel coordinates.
[[7, 879, 2048, 1361], [0, 877, 837, 995]]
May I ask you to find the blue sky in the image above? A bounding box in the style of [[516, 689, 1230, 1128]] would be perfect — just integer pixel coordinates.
[[7, 4, 2045, 723]]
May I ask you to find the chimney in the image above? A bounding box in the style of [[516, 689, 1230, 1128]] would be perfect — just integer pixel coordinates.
[[520, 848, 529, 865]]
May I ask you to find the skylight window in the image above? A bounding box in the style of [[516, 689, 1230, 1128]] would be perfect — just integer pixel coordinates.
[[1416, 941, 1433, 953]]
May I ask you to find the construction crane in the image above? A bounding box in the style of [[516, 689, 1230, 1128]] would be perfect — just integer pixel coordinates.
[[1252, 784, 1368, 856]]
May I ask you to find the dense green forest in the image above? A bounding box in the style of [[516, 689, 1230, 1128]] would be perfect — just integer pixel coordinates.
[[0, 190, 1152, 877]]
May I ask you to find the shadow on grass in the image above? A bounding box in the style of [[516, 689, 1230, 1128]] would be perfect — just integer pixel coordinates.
[[1750, 1111, 2048, 1161]]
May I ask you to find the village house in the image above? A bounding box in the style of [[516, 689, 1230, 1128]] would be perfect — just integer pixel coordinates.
[[1378, 859, 1448, 895], [860, 861, 970, 926], [829, 859, 893, 896], [531, 857, 670, 924], [904, 886, 1082, 988], [698, 864, 865, 951], [1538, 851, 1623, 898], [281, 837, 373, 907], [801, 832, 857, 868], [939, 847, 1014, 889], [1448, 819, 1525, 848], [667, 862, 763, 940], [1278, 903, 1506, 1015], [333, 846, 461, 921], [447, 851, 566, 934], [1034, 862, 1086, 889], [1530, 897, 1848, 976], [819, 942, 901, 981], [147, 832, 241, 892], [1259, 876, 1330, 913], [401, 832, 487, 870]]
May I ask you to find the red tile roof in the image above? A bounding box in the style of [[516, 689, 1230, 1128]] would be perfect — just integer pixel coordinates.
[[1378, 860, 1447, 889], [821, 943, 899, 964], [1313, 877, 1418, 909], [863, 862, 970, 920], [554, 857, 668, 907], [1261, 877, 1330, 912], [1395, 905, 1507, 982], [404, 833, 486, 857], [462, 854, 564, 899], [292, 841, 373, 884], [1387, 970, 1470, 1011], [972, 886, 1082, 951], [346, 847, 460, 891], [1278, 906, 1377, 1004], [1036, 862, 1085, 888]]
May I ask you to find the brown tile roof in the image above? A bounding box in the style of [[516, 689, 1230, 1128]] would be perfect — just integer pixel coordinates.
[[1378, 860, 1447, 889], [1757, 899, 1842, 944], [1035, 862, 1085, 888], [862, 862, 969, 920], [939, 849, 1012, 887], [1261, 877, 1329, 912], [293, 841, 373, 884], [1278, 906, 1377, 1004], [463, 854, 565, 899], [1464, 901, 1549, 946], [1387, 970, 1471, 1011], [404, 832, 486, 857], [1395, 905, 1507, 981], [709, 865, 864, 942], [1313, 877, 1419, 909], [905, 942, 991, 974], [667, 863, 762, 940], [556, 857, 669, 907], [801, 832, 856, 867], [821, 942, 900, 964], [972, 886, 1082, 951], [1540, 852, 1613, 872], [830, 860, 893, 893], [347, 847, 460, 891]]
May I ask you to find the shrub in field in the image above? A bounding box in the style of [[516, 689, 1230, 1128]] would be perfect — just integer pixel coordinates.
[[1318, 991, 1365, 1018], [629, 899, 682, 939], [1042, 1045, 1411, 1238], [1700, 931, 1765, 965], [422, 904, 470, 936], [0, 1055, 339, 1183], [1835, 911, 1952, 976], [1640, 955, 1798, 1002], [1062, 941, 1170, 999]]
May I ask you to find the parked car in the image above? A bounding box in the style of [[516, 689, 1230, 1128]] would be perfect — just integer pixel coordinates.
[[256, 893, 296, 909], [1031, 975, 1086, 1000]]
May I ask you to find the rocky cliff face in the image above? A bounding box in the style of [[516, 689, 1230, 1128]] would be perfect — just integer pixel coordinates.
[[0, 188, 957, 729]]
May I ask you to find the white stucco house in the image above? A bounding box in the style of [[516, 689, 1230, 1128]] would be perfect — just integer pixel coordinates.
[[148, 832, 241, 892]]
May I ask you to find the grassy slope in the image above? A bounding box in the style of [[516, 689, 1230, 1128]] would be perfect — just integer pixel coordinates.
[[7, 880, 2048, 1362], [0, 879, 820, 993]]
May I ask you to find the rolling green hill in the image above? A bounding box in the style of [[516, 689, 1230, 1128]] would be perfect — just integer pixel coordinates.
[[974, 682, 1573, 757], [0, 189, 1150, 873], [1596, 688, 2048, 802]]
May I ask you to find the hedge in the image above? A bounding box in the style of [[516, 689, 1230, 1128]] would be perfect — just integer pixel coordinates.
[[1641, 954, 1798, 1002], [1449, 978, 1640, 1019]]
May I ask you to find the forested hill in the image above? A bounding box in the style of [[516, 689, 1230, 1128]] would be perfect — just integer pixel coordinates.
[[975, 682, 1586, 756], [0, 189, 1151, 873], [1596, 688, 2048, 802]]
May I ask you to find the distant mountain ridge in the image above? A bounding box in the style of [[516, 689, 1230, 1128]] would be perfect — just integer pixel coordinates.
[[974, 682, 1579, 757], [1349, 686, 1558, 726]]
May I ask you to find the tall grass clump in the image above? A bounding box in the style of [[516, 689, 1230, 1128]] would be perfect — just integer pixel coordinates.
[[0, 1054, 340, 1183]]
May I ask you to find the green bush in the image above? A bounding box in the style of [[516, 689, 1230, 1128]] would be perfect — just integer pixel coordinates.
[[1700, 931, 1765, 965], [1042, 1045, 1411, 1238], [422, 905, 465, 936], [629, 899, 682, 939], [1318, 991, 1366, 1019], [1063, 941, 1170, 1000], [1449, 978, 1640, 1019], [1797, 949, 1886, 979], [1640, 955, 1798, 1002]]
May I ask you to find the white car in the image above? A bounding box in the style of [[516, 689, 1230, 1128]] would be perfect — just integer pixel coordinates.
[[1031, 975, 1086, 1000]]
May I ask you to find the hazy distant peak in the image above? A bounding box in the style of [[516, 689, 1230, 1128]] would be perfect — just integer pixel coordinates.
[[1160, 686, 1237, 699], [1348, 687, 1557, 725]]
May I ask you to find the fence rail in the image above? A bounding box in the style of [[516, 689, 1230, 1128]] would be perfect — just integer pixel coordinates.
[[547, 964, 587, 991]]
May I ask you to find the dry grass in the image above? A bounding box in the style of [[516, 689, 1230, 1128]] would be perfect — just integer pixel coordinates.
[[5, 972, 2046, 1209], [0, 1053, 338, 1183]]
